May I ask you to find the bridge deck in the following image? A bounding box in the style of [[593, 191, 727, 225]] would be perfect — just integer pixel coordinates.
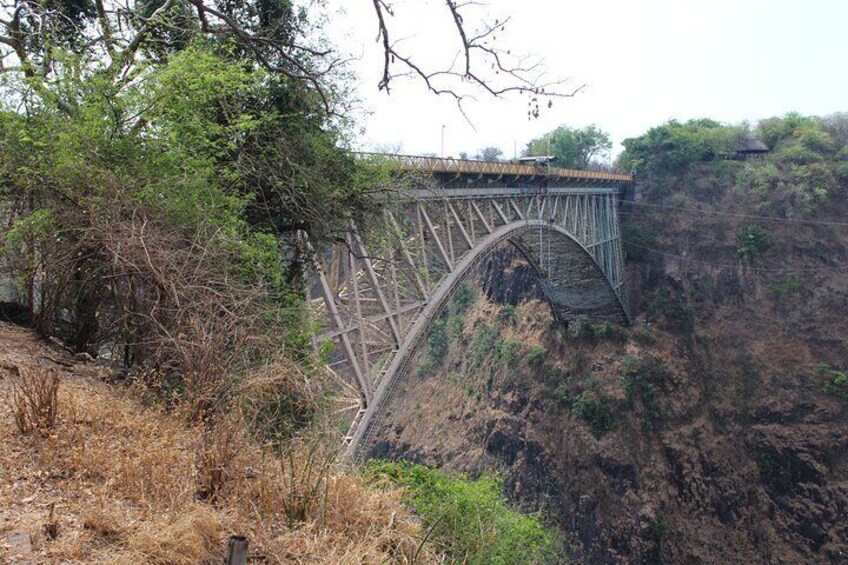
[[357, 153, 634, 188]]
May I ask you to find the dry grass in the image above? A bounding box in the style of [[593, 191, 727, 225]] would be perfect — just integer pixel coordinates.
[[0, 324, 439, 564], [5, 364, 60, 433]]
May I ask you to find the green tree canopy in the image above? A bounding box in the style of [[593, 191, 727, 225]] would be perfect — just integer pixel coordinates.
[[524, 124, 611, 169], [619, 119, 744, 176], [476, 146, 504, 161]]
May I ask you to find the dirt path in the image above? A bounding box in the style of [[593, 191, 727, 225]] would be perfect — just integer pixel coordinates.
[[0, 322, 111, 564]]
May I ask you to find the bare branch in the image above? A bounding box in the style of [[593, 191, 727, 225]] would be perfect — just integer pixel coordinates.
[[369, 0, 580, 119]]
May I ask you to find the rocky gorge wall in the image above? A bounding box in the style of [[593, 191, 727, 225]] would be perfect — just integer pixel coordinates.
[[365, 234, 848, 564]]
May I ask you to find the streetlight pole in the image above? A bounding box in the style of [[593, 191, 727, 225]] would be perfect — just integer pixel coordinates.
[[441, 125, 446, 158]]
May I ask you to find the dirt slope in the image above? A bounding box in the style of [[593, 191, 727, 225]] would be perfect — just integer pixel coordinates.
[[0, 322, 434, 564]]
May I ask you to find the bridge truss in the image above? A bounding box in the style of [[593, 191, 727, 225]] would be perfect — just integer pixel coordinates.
[[308, 185, 630, 458]]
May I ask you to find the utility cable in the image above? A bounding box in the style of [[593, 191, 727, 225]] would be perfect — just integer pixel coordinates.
[[621, 239, 848, 273], [623, 200, 848, 228]]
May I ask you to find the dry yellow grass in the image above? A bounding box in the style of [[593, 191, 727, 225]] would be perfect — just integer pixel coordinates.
[[0, 323, 437, 564]]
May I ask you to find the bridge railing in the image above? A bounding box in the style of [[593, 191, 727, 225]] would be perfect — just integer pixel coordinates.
[[355, 152, 633, 184]]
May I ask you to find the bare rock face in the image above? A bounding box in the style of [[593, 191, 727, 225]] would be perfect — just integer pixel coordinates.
[[366, 242, 848, 564]]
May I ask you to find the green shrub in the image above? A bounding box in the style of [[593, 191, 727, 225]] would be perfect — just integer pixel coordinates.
[[572, 389, 616, 438], [773, 143, 825, 165], [448, 315, 464, 340], [526, 345, 549, 367], [621, 219, 658, 262], [771, 276, 799, 295], [798, 126, 837, 154], [469, 324, 501, 364], [755, 451, 780, 478], [736, 224, 773, 261], [633, 326, 653, 345], [622, 355, 671, 430], [419, 315, 449, 375], [566, 315, 593, 340], [498, 339, 522, 366], [451, 282, 477, 315], [646, 517, 668, 541], [593, 321, 624, 342], [817, 364, 848, 399], [646, 288, 694, 335], [368, 462, 567, 564], [736, 161, 780, 197], [500, 304, 517, 325], [542, 364, 570, 386], [569, 350, 589, 375]]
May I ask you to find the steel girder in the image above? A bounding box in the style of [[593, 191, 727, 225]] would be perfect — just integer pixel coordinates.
[[306, 186, 629, 458]]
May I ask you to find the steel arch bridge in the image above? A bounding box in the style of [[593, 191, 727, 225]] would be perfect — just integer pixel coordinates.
[[307, 156, 633, 458]]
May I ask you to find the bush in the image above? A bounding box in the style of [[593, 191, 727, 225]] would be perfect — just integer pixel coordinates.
[[6, 365, 60, 434], [368, 461, 567, 564], [771, 276, 799, 295], [451, 282, 477, 315], [419, 315, 449, 375], [566, 315, 593, 340], [646, 288, 694, 335], [736, 224, 773, 261], [500, 304, 517, 325], [498, 339, 522, 366], [622, 355, 671, 430], [593, 321, 624, 342], [572, 388, 616, 438], [526, 345, 549, 367], [736, 161, 781, 197], [620, 118, 743, 178], [817, 364, 848, 399], [621, 219, 659, 262], [468, 323, 502, 365]]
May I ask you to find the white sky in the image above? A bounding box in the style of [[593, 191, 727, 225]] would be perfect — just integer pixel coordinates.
[[328, 0, 848, 160]]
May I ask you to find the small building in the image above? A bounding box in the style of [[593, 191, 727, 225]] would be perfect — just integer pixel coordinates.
[[719, 136, 770, 161]]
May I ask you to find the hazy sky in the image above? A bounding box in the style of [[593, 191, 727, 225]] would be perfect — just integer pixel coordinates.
[[329, 0, 848, 160]]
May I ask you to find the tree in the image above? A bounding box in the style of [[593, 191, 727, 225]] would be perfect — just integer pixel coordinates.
[[476, 146, 503, 161], [756, 113, 819, 151], [524, 124, 611, 169], [619, 119, 743, 176], [0, 0, 580, 389], [0, 1, 575, 118]]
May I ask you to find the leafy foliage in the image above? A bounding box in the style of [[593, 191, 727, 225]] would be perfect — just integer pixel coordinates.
[[418, 282, 480, 375], [524, 124, 611, 169], [620, 119, 743, 178], [646, 287, 694, 335], [817, 364, 848, 399], [572, 387, 616, 438], [527, 345, 549, 367], [0, 37, 386, 423], [736, 225, 774, 261], [419, 315, 449, 376], [368, 461, 567, 564], [621, 355, 671, 430], [476, 146, 504, 161], [736, 113, 847, 213], [566, 315, 594, 340], [621, 219, 659, 262], [771, 276, 800, 295]]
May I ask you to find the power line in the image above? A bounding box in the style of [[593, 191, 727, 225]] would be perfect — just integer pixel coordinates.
[[623, 200, 848, 228], [621, 239, 848, 273]]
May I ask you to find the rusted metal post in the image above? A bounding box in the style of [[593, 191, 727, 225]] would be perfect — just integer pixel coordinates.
[[224, 535, 248, 565]]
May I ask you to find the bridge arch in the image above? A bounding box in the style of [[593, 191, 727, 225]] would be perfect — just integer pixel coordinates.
[[344, 219, 627, 458], [307, 186, 629, 457]]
